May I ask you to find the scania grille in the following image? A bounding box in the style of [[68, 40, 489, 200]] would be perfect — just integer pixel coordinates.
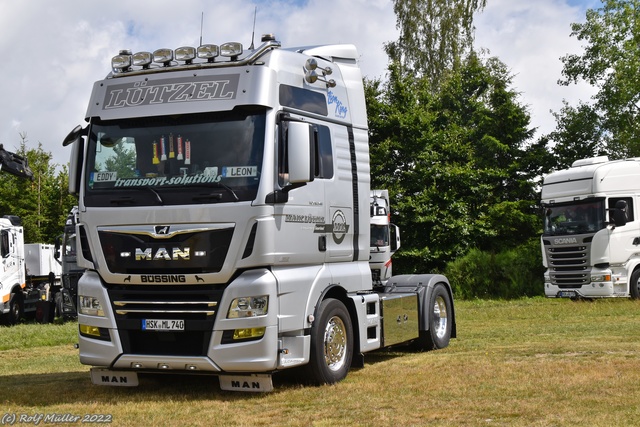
[[107, 285, 224, 356], [543, 242, 591, 288]]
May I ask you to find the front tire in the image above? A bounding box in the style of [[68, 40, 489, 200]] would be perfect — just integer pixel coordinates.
[[630, 269, 640, 299], [305, 298, 353, 385], [6, 292, 24, 325]]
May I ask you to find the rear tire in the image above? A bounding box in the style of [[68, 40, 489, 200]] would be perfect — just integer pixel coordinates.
[[416, 283, 452, 350], [305, 298, 353, 385]]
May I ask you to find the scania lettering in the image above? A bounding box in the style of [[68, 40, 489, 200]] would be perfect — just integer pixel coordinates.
[[64, 34, 456, 392], [541, 156, 640, 298]]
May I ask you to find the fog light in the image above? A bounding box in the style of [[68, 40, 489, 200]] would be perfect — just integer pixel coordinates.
[[79, 324, 101, 337], [233, 327, 266, 340]]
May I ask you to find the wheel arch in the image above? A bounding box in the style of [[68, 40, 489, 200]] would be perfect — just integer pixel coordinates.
[[386, 274, 456, 339], [311, 284, 362, 361]]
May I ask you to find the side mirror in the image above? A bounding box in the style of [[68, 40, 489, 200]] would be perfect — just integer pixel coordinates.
[[390, 224, 401, 253], [62, 125, 85, 147], [68, 138, 84, 196], [287, 121, 314, 184]]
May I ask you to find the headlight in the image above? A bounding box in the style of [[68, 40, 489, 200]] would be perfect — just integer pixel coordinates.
[[227, 296, 268, 318], [591, 274, 611, 282], [79, 295, 105, 317]]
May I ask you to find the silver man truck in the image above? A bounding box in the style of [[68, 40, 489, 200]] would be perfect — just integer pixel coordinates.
[[63, 34, 456, 391], [541, 156, 637, 299]]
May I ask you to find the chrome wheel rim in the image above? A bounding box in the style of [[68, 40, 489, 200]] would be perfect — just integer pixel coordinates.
[[324, 315, 347, 371], [432, 295, 448, 339]]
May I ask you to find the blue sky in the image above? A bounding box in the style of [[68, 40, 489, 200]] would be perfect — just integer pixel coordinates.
[[0, 0, 601, 167]]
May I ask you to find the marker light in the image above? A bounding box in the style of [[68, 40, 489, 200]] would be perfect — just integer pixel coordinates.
[[175, 46, 196, 64], [220, 42, 243, 58], [197, 44, 219, 61], [132, 51, 153, 68], [153, 48, 174, 66]]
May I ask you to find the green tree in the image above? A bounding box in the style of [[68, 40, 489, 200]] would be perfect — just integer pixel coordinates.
[[0, 134, 76, 244], [367, 53, 540, 273], [385, 0, 487, 89], [556, 0, 640, 158]]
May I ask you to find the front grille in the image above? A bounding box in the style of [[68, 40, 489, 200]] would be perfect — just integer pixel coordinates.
[[108, 285, 224, 356], [98, 226, 234, 274], [543, 239, 591, 288]]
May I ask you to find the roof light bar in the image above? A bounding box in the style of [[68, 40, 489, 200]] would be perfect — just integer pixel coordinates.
[[110, 37, 265, 75]]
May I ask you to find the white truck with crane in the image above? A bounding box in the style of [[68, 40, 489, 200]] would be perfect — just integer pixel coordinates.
[[0, 146, 62, 324], [541, 156, 638, 299], [63, 34, 456, 391]]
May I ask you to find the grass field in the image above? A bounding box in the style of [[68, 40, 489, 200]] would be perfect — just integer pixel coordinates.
[[1, 297, 640, 426]]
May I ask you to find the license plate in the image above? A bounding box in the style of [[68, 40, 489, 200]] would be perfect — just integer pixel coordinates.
[[90, 368, 139, 387], [142, 319, 185, 331], [558, 291, 577, 298]]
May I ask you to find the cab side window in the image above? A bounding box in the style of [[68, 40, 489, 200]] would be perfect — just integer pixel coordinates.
[[608, 197, 634, 222], [1, 230, 10, 258]]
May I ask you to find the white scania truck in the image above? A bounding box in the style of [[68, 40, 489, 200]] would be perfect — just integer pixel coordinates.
[[63, 34, 456, 391], [541, 156, 638, 299]]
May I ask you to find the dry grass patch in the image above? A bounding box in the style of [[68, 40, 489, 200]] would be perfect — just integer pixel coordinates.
[[1, 298, 640, 426]]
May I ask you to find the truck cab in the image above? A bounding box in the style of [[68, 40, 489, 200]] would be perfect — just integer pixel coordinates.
[[64, 35, 455, 391], [541, 156, 640, 298]]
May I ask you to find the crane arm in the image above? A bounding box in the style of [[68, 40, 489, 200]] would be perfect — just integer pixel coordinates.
[[0, 144, 34, 180]]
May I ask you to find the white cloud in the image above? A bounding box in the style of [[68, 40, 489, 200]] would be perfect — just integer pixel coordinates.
[[474, 0, 599, 138], [0, 0, 599, 168]]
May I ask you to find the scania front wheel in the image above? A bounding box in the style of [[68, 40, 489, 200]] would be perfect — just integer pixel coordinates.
[[305, 298, 353, 385], [630, 269, 640, 299]]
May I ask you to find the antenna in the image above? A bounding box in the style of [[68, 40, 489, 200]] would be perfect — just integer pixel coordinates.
[[249, 7, 257, 50], [200, 12, 204, 46]]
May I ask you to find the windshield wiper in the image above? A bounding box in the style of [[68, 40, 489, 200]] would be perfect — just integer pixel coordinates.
[[109, 186, 164, 205], [186, 183, 240, 202]]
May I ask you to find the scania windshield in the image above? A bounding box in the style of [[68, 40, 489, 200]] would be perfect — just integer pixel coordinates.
[[543, 199, 606, 236], [84, 110, 265, 207]]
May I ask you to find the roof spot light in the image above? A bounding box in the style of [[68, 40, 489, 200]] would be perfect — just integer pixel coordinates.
[[175, 46, 196, 64], [153, 48, 174, 67], [197, 44, 219, 63], [220, 42, 243, 60]]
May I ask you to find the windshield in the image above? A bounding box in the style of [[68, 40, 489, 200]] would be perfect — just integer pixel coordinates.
[[370, 224, 389, 247], [543, 199, 606, 235], [84, 110, 266, 206]]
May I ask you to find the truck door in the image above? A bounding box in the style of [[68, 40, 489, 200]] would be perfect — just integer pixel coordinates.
[[274, 117, 326, 265], [323, 125, 354, 262], [608, 196, 637, 266]]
